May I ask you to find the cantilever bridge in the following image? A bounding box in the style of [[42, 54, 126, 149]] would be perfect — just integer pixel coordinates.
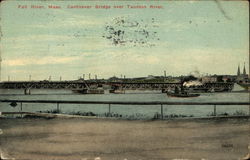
[[0, 81, 234, 92], [0, 81, 181, 90]]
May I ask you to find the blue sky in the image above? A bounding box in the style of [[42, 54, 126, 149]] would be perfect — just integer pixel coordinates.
[[0, 1, 249, 81]]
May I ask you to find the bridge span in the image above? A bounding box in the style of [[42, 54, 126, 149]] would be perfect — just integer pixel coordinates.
[[0, 81, 182, 90], [0, 81, 234, 93]]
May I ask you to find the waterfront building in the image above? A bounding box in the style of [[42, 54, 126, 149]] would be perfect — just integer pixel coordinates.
[[201, 76, 217, 83]]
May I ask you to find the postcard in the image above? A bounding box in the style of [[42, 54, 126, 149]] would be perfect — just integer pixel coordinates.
[[0, 0, 249, 159]]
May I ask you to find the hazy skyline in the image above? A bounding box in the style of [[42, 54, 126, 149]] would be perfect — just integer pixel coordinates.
[[0, 1, 249, 81]]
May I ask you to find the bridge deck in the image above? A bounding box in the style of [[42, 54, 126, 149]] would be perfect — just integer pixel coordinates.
[[0, 81, 234, 91]]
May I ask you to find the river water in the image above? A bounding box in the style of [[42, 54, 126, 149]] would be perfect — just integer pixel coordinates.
[[0, 88, 249, 119]]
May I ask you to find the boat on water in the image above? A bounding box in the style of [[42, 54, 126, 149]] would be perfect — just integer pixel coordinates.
[[167, 92, 200, 98], [237, 82, 250, 91], [72, 88, 104, 94], [167, 86, 200, 98]]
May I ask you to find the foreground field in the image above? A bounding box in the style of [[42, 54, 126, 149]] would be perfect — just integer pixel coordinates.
[[0, 117, 249, 160]]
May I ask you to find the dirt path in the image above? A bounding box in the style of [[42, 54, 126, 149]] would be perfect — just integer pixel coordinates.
[[0, 118, 249, 160]]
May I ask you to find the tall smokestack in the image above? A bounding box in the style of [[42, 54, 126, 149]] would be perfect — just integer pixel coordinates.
[[0, 55, 1, 82]]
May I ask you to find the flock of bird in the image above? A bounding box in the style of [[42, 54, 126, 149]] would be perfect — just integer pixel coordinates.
[[103, 16, 160, 47]]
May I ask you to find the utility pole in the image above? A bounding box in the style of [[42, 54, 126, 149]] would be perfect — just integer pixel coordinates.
[[248, 51, 250, 116], [164, 70, 166, 82], [29, 75, 31, 81], [0, 55, 2, 82], [89, 73, 91, 80], [83, 74, 85, 80], [249, 50, 250, 116]]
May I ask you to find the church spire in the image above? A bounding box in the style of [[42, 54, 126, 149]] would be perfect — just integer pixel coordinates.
[[237, 64, 241, 76], [243, 62, 246, 75]]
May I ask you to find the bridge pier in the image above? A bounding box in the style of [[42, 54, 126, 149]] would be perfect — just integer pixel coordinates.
[[24, 89, 31, 95]]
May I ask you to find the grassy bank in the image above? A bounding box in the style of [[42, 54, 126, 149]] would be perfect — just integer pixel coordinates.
[[0, 118, 249, 160]]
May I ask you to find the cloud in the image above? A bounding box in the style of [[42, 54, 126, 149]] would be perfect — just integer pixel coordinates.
[[3, 35, 73, 43], [25, 13, 106, 30], [2, 47, 248, 80], [130, 55, 160, 64], [3, 56, 78, 66], [159, 48, 248, 75], [162, 20, 190, 32], [28, 18, 103, 29]]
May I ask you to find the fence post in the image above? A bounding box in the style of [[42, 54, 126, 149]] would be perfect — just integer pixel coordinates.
[[108, 104, 111, 114], [161, 104, 163, 119], [249, 104, 250, 116], [20, 102, 23, 118], [249, 105, 250, 116], [214, 105, 216, 116], [249, 96, 250, 116], [57, 103, 60, 113]]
